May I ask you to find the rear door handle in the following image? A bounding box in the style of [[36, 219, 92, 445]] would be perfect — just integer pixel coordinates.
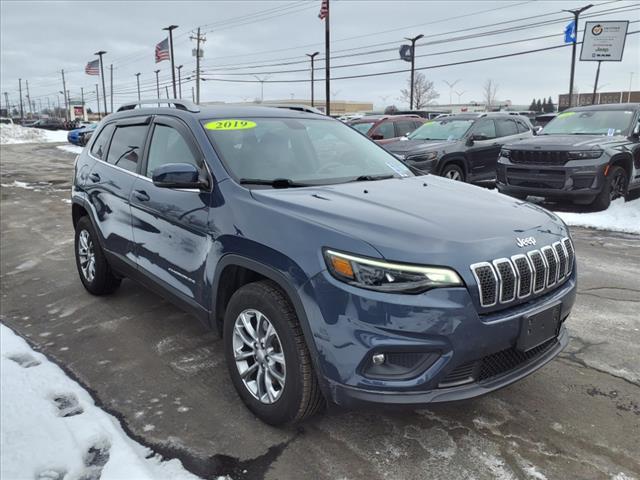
[[89, 172, 101, 182], [133, 189, 150, 202]]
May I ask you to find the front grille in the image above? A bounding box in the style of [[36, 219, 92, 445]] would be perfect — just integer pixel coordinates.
[[478, 338, 557, 382], [471, 238, 574, 308], [510, 150, 568, 165], [506, 167, 566, 189], [438, 338, 558, 388]]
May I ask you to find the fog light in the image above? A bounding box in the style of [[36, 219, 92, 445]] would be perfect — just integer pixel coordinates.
[[372, 353, 386, 365]]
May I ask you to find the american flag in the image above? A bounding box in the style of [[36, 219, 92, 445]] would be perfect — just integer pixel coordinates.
[[85, 59, 99, 76], [155, 37, 170, 63], [318, 0, 328, 19]]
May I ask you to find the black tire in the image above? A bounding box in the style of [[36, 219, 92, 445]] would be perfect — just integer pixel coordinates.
[[441, 163, 465, 182], [590, 165, 628, 211], [74, 216, 121, 295], [223, 280, 324, 425]]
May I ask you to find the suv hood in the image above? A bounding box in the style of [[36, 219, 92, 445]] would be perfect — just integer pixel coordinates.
[[509, 134, 629, 150], [250, 176, 567, 268], [384, 139, 454, 155]]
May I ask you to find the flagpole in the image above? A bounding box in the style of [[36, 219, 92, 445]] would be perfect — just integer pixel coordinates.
[[564, 5, 593, 108], [163, 25, 178, 98], [324, 0, 330, 116]]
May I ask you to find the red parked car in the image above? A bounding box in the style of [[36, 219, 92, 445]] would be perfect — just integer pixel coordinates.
[[348, 115, 425, 144]]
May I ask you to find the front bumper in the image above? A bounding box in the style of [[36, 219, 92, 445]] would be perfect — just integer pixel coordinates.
[[301, 268, 576, 407], [496, 156, 607, 202]]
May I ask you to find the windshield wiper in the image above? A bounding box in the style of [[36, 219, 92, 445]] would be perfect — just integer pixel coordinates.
[[239, 178, 312, 188], [353, 174, 395, 182]]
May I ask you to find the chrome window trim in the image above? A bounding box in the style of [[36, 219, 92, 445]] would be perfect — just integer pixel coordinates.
[[511, 253, 532, 299], [527, 250, 545, 294], [470, 262, 498, 308], [492, 258, 516, 304], [541, 246, 557, 288]]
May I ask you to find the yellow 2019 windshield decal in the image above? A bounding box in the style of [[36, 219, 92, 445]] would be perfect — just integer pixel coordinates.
[[557, 112, 575, 119], [205, 120, 256, 130]]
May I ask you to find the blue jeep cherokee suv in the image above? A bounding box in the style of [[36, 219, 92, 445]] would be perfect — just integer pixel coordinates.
[[71, 100, 576, 425]]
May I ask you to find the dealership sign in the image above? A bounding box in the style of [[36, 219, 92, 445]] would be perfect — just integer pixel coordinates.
[[580, 21, 629, 62]]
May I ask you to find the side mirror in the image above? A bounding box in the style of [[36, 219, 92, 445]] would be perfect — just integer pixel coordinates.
[[467, 133, 488, 146], [152, 163, 207, 189], [371, 133, 384, 140], [533, 126, 543, 135]]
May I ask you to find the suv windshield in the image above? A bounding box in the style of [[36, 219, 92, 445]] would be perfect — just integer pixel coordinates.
[[408, 119, 474, 140], [203, 117, 413, 185], [541, 110, 635, 136], [350, 121, 375, 134]]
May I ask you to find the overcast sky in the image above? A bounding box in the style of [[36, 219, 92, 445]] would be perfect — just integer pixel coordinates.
[[1, 0, 639, 111]]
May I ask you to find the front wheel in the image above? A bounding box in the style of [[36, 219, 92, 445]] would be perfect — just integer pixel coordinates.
[[223, 280, 324, 425], [590, 166, 628, 211], [441, 163, 465, 182]]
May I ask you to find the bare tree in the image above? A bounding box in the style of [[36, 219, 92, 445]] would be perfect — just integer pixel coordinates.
[[384, 105, 399, 114], [482, 79, 499, 110], [400, 72, 439, 109]]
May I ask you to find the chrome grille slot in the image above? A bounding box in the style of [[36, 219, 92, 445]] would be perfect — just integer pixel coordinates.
[[471, 238, 574, 310], [493, 259, 516, 303], [541, 246, 558, 287], [553, 241, 567, 280]]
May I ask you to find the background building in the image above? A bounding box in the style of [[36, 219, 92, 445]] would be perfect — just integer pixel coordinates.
[[558, 91, 639, 110]]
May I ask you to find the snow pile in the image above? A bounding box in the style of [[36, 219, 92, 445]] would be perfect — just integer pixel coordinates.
[[57, 145, 84, 155], [0, 124, 68, 144], [0, 324, 202, 480], [556, 198, 640, 235]]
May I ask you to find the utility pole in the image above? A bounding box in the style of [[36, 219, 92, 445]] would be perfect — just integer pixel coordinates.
[[324, 0, 330, 115], [18, 78, 24, 122], [94, 50, 108, 115], [95, 83, 101, 120], [38, 98, 43, 114], [80, 87, 85, 109], [47, 97, 51, 116], [190, 27, 206, 104], [176, 65, 183, 98], [109, 64, 113, 113], [4, 92, 9, 117], [192, 86, 195, 102], [25, 80, 33, 116], [628, 72, 635, 103], [154, 69, 160, 106], [135, 73, 141, 101], [306, 52, 319, 107], [564, 4, 593, 108], [405, 34, 424, 109], [253, 75, 270, 103], [163, 25, 179, 98], [165, 85, 170, 99], [591, 61, 602, 105]]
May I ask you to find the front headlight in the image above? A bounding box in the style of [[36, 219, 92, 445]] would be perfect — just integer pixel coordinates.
[[407, 151, 438, 162], [567, 150, 603, 160], [324, 249, 463, 293], [500, 148, 511, 158]]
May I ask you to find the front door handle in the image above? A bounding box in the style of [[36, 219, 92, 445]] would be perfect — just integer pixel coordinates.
[[89, 172, 101, 182], [133, 189, 150, 202]]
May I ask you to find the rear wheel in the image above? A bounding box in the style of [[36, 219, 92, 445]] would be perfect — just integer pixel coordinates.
[[441, 163, 465, 182], [74, 216, 121, 295], [590, 166, 628, 211], [223, 280, 324, 425]]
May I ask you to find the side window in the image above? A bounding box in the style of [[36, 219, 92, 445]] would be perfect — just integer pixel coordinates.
[[516, 120, 530, 133], [473, 120, 496, 139], [396, 121, 417, 137], [373, 121, 395, 139], [496, 119, 519, 137], [146, 124, 201, 177], [106, 125, 147, 173], [90, 123, 115, 160]]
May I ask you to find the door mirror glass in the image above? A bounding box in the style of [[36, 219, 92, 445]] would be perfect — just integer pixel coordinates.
[[152, 163, 205, 189], [371, 133, 384, 140]]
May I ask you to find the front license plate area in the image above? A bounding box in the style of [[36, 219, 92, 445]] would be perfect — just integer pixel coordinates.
[[517, 303, 561, 352]]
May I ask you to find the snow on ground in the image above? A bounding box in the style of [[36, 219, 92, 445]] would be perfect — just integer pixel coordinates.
[[555, 198, 640, 235], [0, 124, 68, 144], [0, 324, 203, 480], [57, 145, 83, 155]]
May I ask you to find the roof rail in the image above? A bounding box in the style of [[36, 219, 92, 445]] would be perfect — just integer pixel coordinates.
[[117, 99, 200, 113]]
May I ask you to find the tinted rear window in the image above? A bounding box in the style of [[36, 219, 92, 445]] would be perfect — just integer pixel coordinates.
[[106, 125, 147, 173], [90, 123, 115, 160]]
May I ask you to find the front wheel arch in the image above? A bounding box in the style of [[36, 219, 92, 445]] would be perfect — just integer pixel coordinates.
[[438, 158, 468, 181]]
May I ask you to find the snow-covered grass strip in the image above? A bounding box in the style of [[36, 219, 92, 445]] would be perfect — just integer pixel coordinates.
[[555, 198, 640, 235], [0, 324, 202, 480], [1, 124, 68, 144]]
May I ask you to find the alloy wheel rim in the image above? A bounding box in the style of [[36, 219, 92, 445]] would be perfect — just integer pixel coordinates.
[[610, 171, 626, 200], [232, 309, 286, 404], [78, 230, 95, 282], [446, 169, 462, 181]]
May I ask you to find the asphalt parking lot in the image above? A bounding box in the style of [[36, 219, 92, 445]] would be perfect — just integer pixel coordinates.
[[1, 142, 639, 480]]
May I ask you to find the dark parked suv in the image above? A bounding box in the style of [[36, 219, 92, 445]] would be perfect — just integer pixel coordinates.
[[385, 113, 533, 182], [497, 103, 640, 210], [72, 100, 576, 425]]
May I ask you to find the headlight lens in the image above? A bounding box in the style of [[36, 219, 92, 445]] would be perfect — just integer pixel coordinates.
[[500, 148, 511, 158], [324, 249, 463, 293], [567, 150, 603, 160], [407, 151, 438, 162]]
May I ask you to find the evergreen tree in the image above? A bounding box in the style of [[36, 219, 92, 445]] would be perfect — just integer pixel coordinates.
[[529, 98, 537, 111], [536, 99, 543, 112], [546, 96, 554, 112]]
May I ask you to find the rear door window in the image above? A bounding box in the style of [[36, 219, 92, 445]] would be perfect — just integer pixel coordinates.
[[473, 120, 497, 139], [373, 121, 395, 139], [106, 125, 148, 173], [496, 119, 519, 137], [90, 123, 115, 160], [396, 120, 417, 137]]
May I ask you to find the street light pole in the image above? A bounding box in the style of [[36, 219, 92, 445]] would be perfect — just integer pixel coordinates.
[[154, 69, 161, 106], [306, 52, 319, 107], [94, 50, 108, 114], [163, 25, 179, 98], [135, 73, 141, 101], [444, 80, 461, 106], [404, 34, 424, 109], [176, 65, 183, 98], [18, 78, 24, 122], [564, 4, 593, 108], [253, 75, 270, 103]]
